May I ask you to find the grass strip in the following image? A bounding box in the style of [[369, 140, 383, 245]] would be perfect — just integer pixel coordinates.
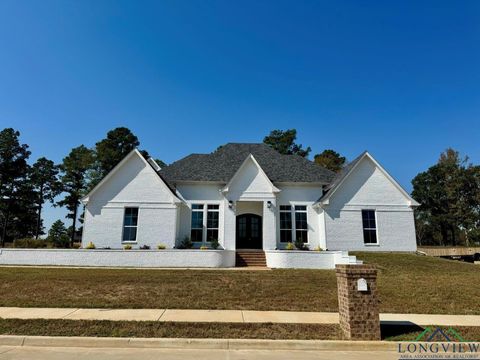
[[0, 319, 478, 341], [0, 319, 341, 340]]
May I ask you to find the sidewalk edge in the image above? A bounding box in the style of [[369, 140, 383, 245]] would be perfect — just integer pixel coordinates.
[[0, 335, 398, 351]]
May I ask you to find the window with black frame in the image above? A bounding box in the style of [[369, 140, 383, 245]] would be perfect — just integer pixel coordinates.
[[190, 204, 204, 242], [122, 207, 138, 242], [294, 205, 308, 243], [279, 205, 292, 242], [206, 204, 219, 242], [362, 209, 377, 244]]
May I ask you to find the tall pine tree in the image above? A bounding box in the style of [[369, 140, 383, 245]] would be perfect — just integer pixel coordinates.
[[0, 128, 32, 246], [30, 157, 61, 239], [263, 129, 311, 157], [57, 145, 94, 245]]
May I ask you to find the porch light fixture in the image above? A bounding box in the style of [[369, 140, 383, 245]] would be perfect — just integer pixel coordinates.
[[267, 201, 272, 209], [228, 200, 233, 209]]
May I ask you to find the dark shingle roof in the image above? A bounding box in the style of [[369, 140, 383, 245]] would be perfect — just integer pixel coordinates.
[[160, 143, 335, 187]]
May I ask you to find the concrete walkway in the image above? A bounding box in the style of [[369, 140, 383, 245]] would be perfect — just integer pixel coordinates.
[[0, 307, 478, 326]]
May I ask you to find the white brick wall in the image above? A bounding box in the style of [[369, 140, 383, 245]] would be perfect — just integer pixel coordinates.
[[265, 250, 361, 269], [82, 152, 178, 249], [276, 184, 324, 250], [0, 249, 236, 268], [324, 157, 417, 252]]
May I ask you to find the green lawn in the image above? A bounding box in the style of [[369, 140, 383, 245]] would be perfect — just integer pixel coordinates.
[[0, 252, 478, 314], [0, 319, 479, 341]]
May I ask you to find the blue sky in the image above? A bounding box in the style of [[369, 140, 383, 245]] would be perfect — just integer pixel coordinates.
[[0, 0, 479, 231]]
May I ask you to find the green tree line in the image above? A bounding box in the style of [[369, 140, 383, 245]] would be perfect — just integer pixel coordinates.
[[0, 127, 151, 246]]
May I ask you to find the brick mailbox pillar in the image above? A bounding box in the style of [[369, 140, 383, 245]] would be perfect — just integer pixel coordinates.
[[335, 264, 381, 340]]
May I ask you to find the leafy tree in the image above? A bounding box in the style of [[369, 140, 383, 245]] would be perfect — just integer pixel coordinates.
[[314, 150, 346, 172], [91, 127, 140, 186], [57, 145, 94, 245], [47, 219, 70, 248], [412, 148, 480, 246], [0, 128, 31, 246], [30, 157, 61, 239], [90, 127, 166, 184], [263, 129, 311, 157]]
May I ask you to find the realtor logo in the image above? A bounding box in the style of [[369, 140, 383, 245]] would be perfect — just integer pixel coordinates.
[[415, 326, 466, 342], [398, 327, 479, 360]]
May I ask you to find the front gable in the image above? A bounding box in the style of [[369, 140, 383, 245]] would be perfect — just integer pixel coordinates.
[[320, 153, 419, 208], [222, 154, 280, 201], [82, 149, 180, 206]]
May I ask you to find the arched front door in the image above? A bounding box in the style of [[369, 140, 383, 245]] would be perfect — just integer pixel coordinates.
[[236, 214, 262, 249]]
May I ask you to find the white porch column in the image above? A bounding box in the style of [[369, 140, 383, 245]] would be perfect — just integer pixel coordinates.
[[222, 199, 236, 250], [262, 198, 277, 250]]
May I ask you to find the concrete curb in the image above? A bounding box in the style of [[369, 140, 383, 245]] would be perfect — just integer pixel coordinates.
[[0, 335, 399, 351]]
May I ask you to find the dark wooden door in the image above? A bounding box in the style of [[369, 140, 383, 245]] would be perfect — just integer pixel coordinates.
[[236, 214, 262, 249]]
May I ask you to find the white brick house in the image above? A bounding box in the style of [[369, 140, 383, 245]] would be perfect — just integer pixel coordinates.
[[81, 143, 419, 255]]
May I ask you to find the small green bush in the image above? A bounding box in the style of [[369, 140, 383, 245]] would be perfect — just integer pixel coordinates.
[[85, 242, 96, 249], [200, 245, 209, 250], [139, 245, 150, 250], [177, 236, 193, 249], [210, 238, 220, 250], [157, 244, 166, 250], [72, 242, 81, 249], [294, 238, 308, 251], [123, 244, 132, 250], [13, 238, 48, 248], [285, 242, 295, 250], [314, 246, 324, 251]]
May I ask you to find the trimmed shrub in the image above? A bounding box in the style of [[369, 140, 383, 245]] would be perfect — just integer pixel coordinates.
[[123, 244, 132, 250], [157, 244, 166, 250], [285, 242, 295, 250], [294, 238, 308, 251], [139, 245, 150, 250], [177, 236, 193, 249], [210, 238, 220, 250], [200, 245, 209, 250], [85, 242, 96, 249]]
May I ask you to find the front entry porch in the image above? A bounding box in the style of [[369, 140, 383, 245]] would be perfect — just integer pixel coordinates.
[[236, 214, 262, 249]]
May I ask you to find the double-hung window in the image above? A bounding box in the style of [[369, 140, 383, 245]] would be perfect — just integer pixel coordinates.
[[190, 204, 204, 243], [191, 203, 220, 243], [206, 205, 219, 242], [362, 210, 378, 244], [294, 205, 308, 243], [279, 205, 308, 243], [279, 205, 292, 242], [122, 207, 138, 242]]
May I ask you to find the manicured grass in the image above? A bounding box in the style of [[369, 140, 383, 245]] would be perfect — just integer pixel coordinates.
[[0, 319, 341, 340], [355, 252, 480, 315], [0, 319, 478, 341], [0, 267, 338, 311], [0, 253, 478, 314]]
